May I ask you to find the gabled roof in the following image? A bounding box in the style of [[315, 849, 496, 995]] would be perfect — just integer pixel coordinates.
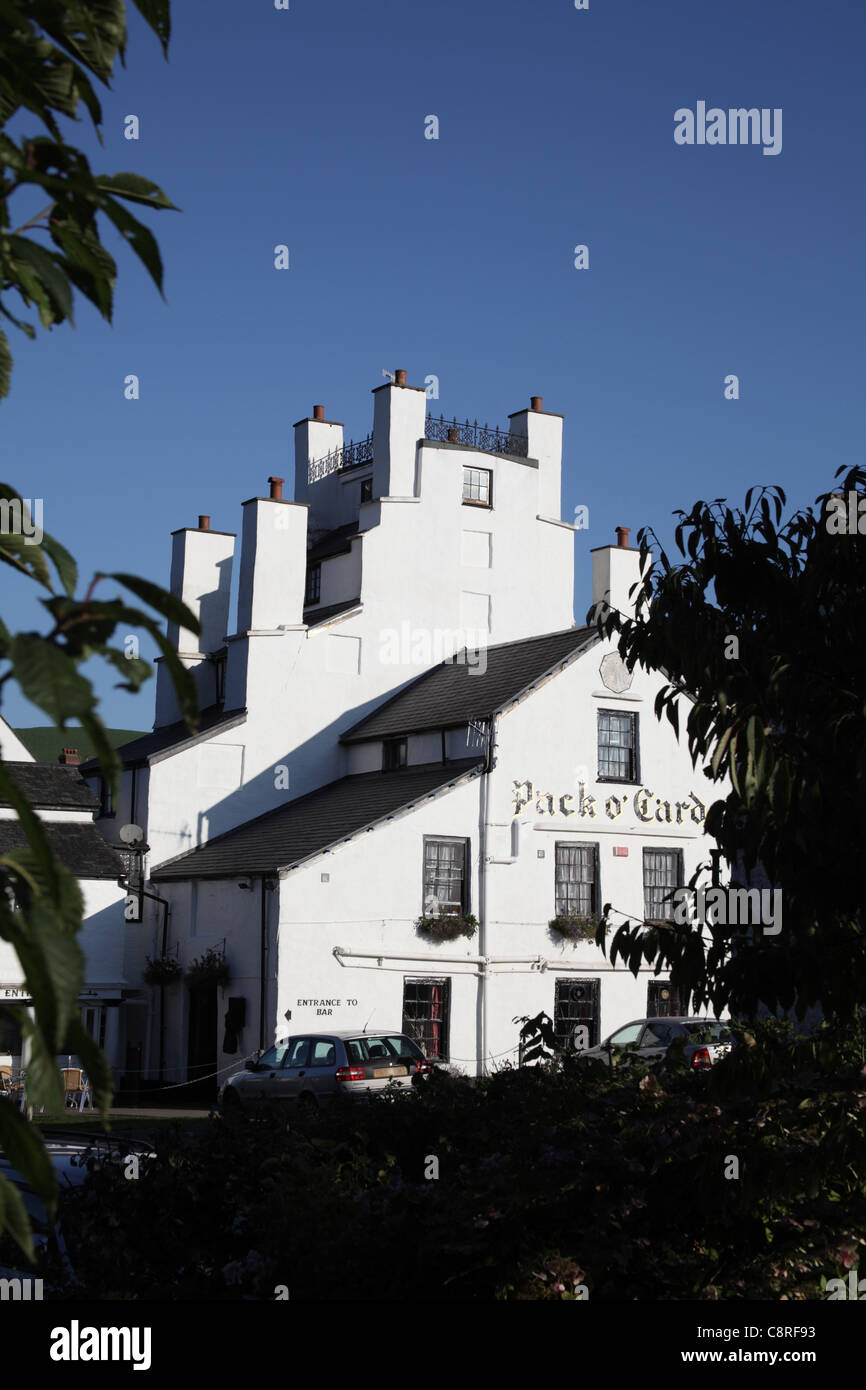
[[151, 758, 483, 881], [341, 625, 598, 743], [0, 762, 99, 810], [81, 705, 246, 770], [0, 821, 123, 879]]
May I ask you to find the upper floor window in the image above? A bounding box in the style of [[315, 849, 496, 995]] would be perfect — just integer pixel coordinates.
[[305, 562, 321, 606], [360, 477, 373, 504], [423, 836, 468, 915], [643, 848, 683, 924], [382, 736, 407, 771], [555, 842, 599, 917], [598, 710, 638, 782], [462, 466, 492, 508]]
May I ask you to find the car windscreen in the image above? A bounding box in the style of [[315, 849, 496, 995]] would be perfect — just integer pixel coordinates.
[[345, 1035, 424, 1064]]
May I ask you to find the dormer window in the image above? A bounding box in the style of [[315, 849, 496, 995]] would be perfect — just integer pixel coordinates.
[[462, 466, 492, 508], [383, 736, 407, 771], [305, 562, 321, 606]]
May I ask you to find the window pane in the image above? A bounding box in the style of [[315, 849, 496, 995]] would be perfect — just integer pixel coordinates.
[[555, 843, 596, 916], [643, 850, 680, 921], [402, 979, 450, 1060], [462, 467, 491, 504], [598, 711, 635, 780], [424, 839, 466, 914]]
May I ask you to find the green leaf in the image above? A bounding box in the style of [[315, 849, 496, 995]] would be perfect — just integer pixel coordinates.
[[0, 323, 11, 399], [77, 709, 120, 802], [104, 571, 200, 636], [6, 234, 74, 325], [132, 0, 172, 53], [40, 531, 78, 597], [0, 1099, 57, 1211], [8, 633, 95, 723], [98, 195, 166, 294], [94, 172, 178, 212], [0, 1172, 35, 1263]]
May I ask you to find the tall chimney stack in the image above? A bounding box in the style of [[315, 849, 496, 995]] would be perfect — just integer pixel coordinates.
[[59, 747, 80, 766]]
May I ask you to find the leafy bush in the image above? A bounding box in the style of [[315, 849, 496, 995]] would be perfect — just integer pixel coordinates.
[[40, 1031, 866, 1301], [185, 947, 229, 989], [143, 956, 182, 986]]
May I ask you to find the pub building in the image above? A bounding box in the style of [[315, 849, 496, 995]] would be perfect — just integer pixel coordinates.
[[79, 373, 727, 1094]]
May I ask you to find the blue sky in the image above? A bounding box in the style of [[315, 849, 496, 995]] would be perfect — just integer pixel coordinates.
[[2, 0, 864, 730]]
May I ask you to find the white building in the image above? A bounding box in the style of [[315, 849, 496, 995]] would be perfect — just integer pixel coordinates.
[[0, 724, 127, 1075], [83, 373, 725, 1091]]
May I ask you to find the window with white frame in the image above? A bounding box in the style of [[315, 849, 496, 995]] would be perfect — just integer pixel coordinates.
[[598, 709, 638, 782], [462, 466, 492, 507], [643, 848, 683, 924], [554, 842, 599, 917], [423, 837, 468, 915]]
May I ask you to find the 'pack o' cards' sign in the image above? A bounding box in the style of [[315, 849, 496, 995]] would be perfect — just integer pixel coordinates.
[[512, 780, 706, 826]]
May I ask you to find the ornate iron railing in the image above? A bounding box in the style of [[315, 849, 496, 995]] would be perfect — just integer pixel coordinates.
[[308, 433, 374, 484], [425, 413, 528, 458]]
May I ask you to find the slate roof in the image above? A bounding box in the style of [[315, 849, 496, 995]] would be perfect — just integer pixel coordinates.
[[307, 522, 359, 562], [0, 821, 124, 879], [341, 625, 598, 743], [81, 704, 246, 770], [304, 597, 362, 627], [0, 762, 99, 810], [151, 758, 483, 881]]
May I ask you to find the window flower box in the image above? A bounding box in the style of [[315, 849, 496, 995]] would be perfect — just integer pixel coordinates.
[[548, 914, 601, 943], [416, 911, 478, 943]]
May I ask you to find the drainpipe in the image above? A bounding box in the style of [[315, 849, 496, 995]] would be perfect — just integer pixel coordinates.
[[478, 713, 499, 1078], [259, 877, 268, 1051], [140, 888, 170, 1083]]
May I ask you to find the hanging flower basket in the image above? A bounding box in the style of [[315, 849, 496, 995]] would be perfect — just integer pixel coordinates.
[[185, 947, 230, 989], [143, 955, 183, 986], [416, 911, 478, 943], [549, 914, 601, 943]]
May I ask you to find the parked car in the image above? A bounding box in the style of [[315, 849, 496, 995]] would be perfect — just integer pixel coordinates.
[[0, 1138, 156, 1292], [219, 1031, 435, 1113], [576, 1016, 734, 1072]]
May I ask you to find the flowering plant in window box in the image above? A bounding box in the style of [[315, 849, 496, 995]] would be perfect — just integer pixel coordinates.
[[185, 947, 230, 989], [143, 955, 183, 986], [548, 914, 601, 942], [416, 911, 478, 942]]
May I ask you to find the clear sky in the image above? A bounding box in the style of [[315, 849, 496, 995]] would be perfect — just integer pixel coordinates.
[[2, 0, 864, 730]]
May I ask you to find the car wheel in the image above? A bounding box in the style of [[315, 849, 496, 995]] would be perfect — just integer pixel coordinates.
[[221, 1087, 243, 1117], [297, 1092, 318, 1115]]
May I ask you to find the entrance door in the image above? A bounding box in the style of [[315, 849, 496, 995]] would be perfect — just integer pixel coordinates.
[[187, 985, 218, 1098], [554, 978, 600, 1051]]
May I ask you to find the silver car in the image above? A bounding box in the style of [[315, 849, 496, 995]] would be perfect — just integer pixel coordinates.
[[577, 1016, 734, 1071], [219, 1031, 434, 1113]]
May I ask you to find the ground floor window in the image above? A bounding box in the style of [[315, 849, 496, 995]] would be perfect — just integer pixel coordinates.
[[402, 977, 451, 1060], [647, 979, 689, 1017], [553, 977, 600, 1051], [0, 1002, 25, 1057]]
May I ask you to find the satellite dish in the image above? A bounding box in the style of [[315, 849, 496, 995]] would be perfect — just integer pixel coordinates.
[[119, 824, 144, 845]]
